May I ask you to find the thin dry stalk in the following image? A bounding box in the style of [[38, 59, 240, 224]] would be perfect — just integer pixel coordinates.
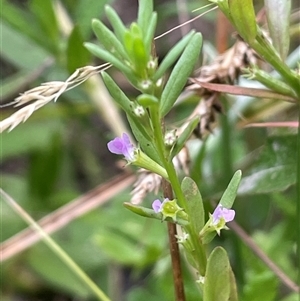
[[229, 221, 300, 293], [0, 172, 135, 262]]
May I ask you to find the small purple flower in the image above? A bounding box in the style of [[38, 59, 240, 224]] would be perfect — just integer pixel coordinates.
[[107, 133, 135, 161], [212, 204, 235, 225], [152, 199, 163, 213]]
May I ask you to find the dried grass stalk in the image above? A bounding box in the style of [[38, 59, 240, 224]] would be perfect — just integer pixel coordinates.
[[0, 64, 110, 133]]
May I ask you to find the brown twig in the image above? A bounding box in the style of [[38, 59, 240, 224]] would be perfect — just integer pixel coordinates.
[[162, 178, 186, 301]]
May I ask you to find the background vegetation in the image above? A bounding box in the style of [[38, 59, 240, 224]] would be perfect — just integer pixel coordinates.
[[1, 0, 299, 300]]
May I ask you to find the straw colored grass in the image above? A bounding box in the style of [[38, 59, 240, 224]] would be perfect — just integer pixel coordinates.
[[0, 64, 110, 133]]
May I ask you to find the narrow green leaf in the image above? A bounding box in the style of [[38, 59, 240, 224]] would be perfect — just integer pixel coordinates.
[[105, 5, 127, 41], [101, 72, 134, 116], [171, 116, 199, 159], [144, 12, 157, 56], [127, 115, 162, 164], [84, 42, 136, 83], [92, 19, 129, 61], [264, 0, 291, 60], [181, 177, 204, 233], [124, 202, 189, 225], [245, 66, 297, 98], [124, 202, 162, 219], [137, 0, 153, 36], [219, 170, 242, 208], [132, 37, 148, 73], [153, 30, 195, 81], [160, 33, 202, 117], [67, 25, 91, 73], [228, 0, 257, 43], [204, 247, 231, 301]]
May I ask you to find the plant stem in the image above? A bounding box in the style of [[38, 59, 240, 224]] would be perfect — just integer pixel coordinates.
[[0, 189, 111, 301], [149, 106, 187, 208], [162, 179, 186, 301], [252, 32, 300, 98], [150, 105, 207, 275], [150, 106, 186, 300]]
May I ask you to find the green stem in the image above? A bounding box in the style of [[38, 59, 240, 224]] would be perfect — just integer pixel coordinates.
[[149, 105, 207, 274], [1, 189, 111, 301], [251, 30, 300, 98], [149, 105, 186, 208]]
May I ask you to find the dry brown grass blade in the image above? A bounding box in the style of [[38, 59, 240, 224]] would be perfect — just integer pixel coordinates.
[[0, 172, 135, 262], [190, 79, 297, 103], [245, 121, 298, 128]]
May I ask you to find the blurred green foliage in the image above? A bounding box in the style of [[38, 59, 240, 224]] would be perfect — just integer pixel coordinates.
[[1, 0, 299, 300]]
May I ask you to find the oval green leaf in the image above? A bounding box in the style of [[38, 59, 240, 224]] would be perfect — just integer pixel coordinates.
[[181, 176, 204, 232], [203, 247, 231, 301], [219, 170, 242, 208]]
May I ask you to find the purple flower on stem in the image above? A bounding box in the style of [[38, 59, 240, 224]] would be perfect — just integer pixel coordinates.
[[212, 204, 235, 225], [152, 199, 163, 213], [151, 198, 188, 223], [107, 133, 135, 161]]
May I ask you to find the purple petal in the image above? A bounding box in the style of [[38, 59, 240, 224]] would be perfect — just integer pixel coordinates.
[[212, 205, 235, 224], [152, 199, 162, 213], [107, 137, 126, 155], [222, 207, 235, 222], [122, 133, 131, 145], [107, 133, 135, 161]]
